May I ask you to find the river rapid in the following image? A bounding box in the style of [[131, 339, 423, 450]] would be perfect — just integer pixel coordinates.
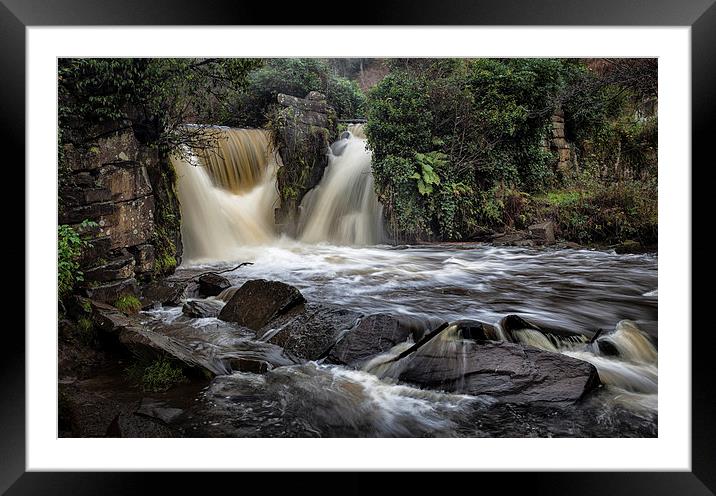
[[149, 242, 657, 438]]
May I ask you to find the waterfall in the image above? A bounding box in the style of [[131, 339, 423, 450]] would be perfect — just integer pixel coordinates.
[[174, 124, 384, 263], [172, 129, 280, 262], [298, 125, 384, 245]]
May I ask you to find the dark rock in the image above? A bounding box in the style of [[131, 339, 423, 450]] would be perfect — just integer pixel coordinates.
[[83, 278, 139, 304], [65, 130, 142, 172], [128, 243, 155, 274], [136, 398, 184, 424], [615, 239, 642, 254], [198, 273, 231, 297], [59, 201, 116, 224], [277, 93, 328, 113], [83, 252, 136, 282], [217, 286, 239, 302], [78, 236, 112, 266], [492, 231, 529, 246], [327, 313, 427, 367], [396, 335, 600, 406], [96, 163, 153, 202], [141, 279, 189, 308], [528, 221, 556, 245], [99, 195, 155, 249], [60, 383, 176, 437], [218, 279, 305, 330], [182, 299, 225, 319], [258, 303, 362, 361], [564, 241, 582, 249], [452, 319, 500, 341], [499, 314, 588, 343]]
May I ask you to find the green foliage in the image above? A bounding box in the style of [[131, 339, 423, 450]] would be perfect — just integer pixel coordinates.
[[59, 58, 261, 150], [58, 220, 97, 299], [366, 59, 576, 240], [365, 58, 657, 242], [76, 317, 96, 345], [114, 295, 142, 314], [410, 152, 445, 195], [228, 59, 366, 127], [126, 355, 187, 392], [532, 179, 657, 245]]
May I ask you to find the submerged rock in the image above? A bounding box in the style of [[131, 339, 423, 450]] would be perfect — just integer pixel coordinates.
[[182, 298, 225, 319], [218, 279, 305, 330], [257, 303, 361, 361], [198, 273, 231, 297], [327, 313, 429, 367]]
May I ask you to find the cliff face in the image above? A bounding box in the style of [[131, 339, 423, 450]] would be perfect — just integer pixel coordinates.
[[59, 126, 182, 303], [273, 91, 337, 236]]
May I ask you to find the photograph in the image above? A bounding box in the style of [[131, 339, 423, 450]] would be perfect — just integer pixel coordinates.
[[56, 57, 659, 439]]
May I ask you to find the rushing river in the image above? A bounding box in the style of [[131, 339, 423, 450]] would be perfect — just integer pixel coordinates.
[[156, 126, 658, 437], [149, 242, 658, 438]]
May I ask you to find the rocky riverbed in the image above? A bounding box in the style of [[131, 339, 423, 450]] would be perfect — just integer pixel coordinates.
[[59, 243, 658, 438]]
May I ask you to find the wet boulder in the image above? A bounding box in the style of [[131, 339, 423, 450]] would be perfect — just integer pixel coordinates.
[[218, 279, 306, 330], [182, 298, 225, 319], [198, 273, 231, 297], [327, 313, 429, 367], [141, 279, 190, 308], [499, 314, 589, 343], [452, 319, 500, 342], [257, 303, 361, 361], [397, 337, 600, 406]]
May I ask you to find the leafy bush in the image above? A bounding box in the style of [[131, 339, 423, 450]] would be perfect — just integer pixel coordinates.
[[114, 295, 142, 314], [532, 179, 657, 245], [126, 355, 186, 392], [58, 220, 96, 299]]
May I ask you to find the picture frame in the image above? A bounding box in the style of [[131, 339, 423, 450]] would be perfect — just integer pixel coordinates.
[[5, 0, 713, 492]]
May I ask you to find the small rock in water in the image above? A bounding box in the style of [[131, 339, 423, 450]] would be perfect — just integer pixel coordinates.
[[198, 273, 231, 297], [182, 298, 225, 319]]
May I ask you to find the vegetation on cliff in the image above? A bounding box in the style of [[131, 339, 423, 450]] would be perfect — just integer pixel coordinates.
[[364, 58, 657, 245]]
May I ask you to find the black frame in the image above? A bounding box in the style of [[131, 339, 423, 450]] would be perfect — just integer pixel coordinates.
[[4, 0, 713, 493]]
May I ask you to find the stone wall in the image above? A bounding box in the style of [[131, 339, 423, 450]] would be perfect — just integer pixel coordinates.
[[273, 91, 337, 235], [542, 109, 574, 176], [59, 128, 182, 303]]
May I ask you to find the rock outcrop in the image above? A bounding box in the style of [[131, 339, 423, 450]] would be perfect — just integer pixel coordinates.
[[60, 126, 183, 303], [273, 91, 337, 235], [393, 329, 600, 406]]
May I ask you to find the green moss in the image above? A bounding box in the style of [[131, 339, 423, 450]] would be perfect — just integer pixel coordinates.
[[114, 295, 141, 314], [126, 355, 187, 392]]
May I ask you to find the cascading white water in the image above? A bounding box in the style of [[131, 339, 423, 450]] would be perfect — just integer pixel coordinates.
[[172, 129, 280, 262], [174, 124, 384, 261], [298, 125, 384, 245]]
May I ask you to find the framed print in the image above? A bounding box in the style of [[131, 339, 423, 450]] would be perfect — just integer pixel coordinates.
[[5, 0, 714, 492]]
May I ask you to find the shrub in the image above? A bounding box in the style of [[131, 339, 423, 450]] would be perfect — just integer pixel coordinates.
[[58, 220, 96, 300], [113, 295, 142, 314], [76, 317, 96, 345], [127, 355, 187, 392]]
